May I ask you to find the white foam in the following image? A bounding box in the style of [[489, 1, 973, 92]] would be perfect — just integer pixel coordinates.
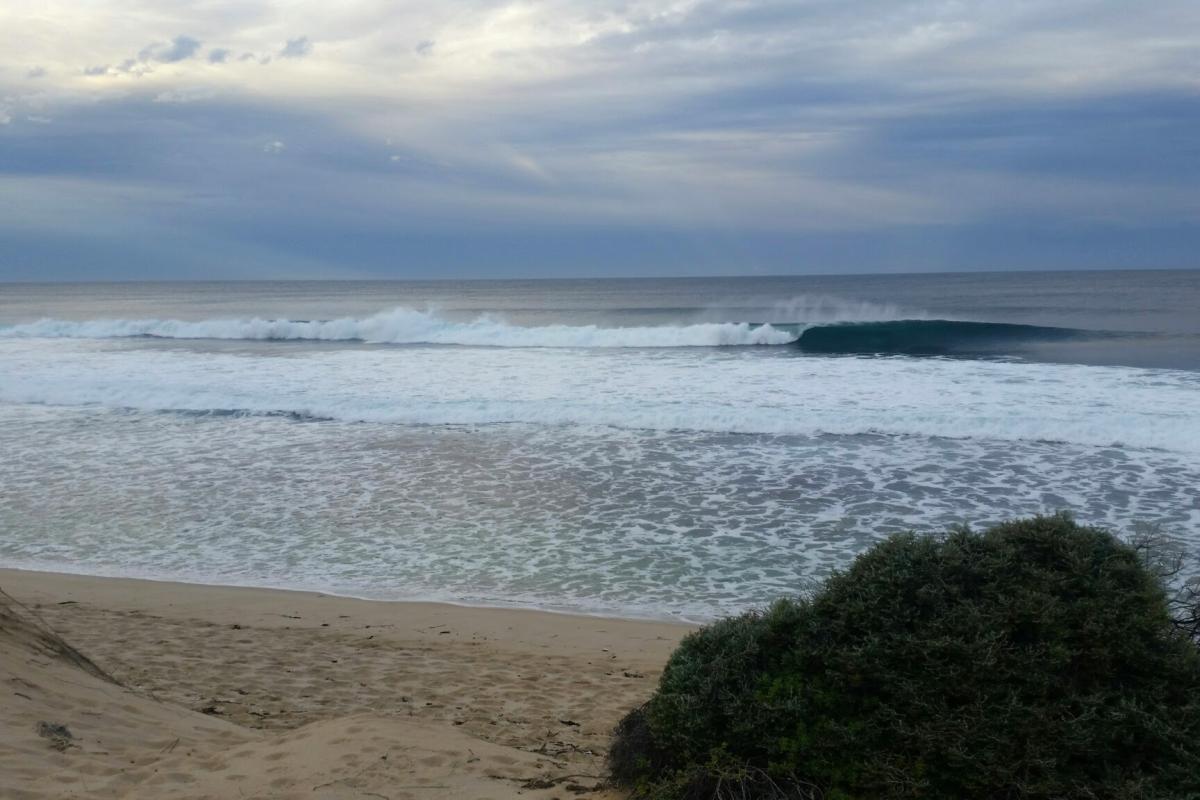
[[0, 308, 798, 347], [1, 337, 1198, 453], [1, 407, 1196, 620]]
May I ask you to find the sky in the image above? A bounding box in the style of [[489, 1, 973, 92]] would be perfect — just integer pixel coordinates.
[[0, 0, 1198, 280]]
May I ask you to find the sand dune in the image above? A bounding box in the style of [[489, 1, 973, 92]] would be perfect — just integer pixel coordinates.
[[0, 569, 688, 799], [1, 586, 249, 799]]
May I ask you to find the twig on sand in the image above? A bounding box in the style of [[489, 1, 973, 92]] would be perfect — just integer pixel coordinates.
[[36, 721, 76, 751]]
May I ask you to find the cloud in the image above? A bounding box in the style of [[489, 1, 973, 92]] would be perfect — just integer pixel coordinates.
[[2, 0, 1199, 278], [80, 34, 203, 78], [25, 66, 46, 79], [279, 36, 312, 59], [140, 35, 202, 64]]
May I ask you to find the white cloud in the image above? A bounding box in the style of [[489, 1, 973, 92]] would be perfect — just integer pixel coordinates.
[[6, 2, 1195, 107], [0, 0, 1197, 245]]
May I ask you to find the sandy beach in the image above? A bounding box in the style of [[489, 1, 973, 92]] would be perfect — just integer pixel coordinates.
[[0, 568, 690, 799]]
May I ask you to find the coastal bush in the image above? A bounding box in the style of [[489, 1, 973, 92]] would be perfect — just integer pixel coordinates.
[[1129, 522, 1200, 645], [609, 514, 1200, 800]]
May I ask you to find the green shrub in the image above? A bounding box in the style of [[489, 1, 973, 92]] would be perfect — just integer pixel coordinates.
[[610, 514, 1200, 799], [1129, 522, 1200, 645]]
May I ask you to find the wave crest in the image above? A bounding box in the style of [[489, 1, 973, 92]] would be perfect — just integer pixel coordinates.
[[796, 320, 1091, 355], [0, 308, 798, 348]]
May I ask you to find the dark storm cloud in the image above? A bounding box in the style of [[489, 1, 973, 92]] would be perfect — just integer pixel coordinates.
[[857, 93, 1200, 187], [3, 79, 1195, 279]]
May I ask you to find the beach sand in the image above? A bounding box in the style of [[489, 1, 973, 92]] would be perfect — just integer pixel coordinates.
[[0, 568, 690, 799]]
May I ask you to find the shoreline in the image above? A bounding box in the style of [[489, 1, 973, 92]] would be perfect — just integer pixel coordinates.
[[0, 562, 709, 625], [0, 566, 693, 656], [0, 567, 692, 799]]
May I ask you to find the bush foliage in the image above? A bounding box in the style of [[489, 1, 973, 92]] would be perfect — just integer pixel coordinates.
[[610, 515, 1200, 800]]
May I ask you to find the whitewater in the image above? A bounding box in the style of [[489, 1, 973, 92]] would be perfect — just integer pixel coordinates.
[[1, 274, 1198, 619], [1, 334, 1197, 452], [0, 308, 799, 347]]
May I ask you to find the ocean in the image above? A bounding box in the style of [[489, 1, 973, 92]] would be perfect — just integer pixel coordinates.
[[1, 270, 1198, 620]]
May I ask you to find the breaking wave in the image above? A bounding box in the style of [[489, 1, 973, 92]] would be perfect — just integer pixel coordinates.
[[0, 308, 797, 348], [795, 319, 1099, 356], [3, 309, 1128, 359], [2, 336, 1198, 452]]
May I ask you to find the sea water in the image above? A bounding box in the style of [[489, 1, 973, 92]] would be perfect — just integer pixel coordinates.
[[1, 271, 1198, 619]]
